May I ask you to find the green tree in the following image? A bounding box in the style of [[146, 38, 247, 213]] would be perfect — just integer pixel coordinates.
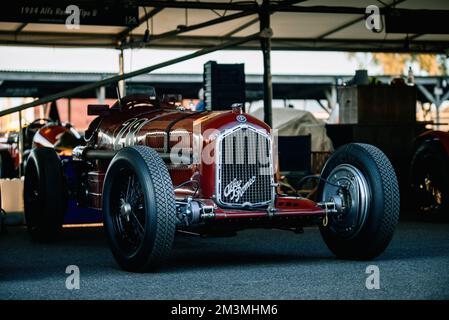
[[349, 53, 447, 76]]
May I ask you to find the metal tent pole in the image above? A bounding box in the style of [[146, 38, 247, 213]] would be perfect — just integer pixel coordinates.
[[260, 0, 273, 127], [118, 49, 126, 96], [68, 98, 71, 123], [18, 111, 23, 176]]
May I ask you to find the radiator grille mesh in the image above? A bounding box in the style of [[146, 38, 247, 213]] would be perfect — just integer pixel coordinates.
[[216, 126, 273, 207]]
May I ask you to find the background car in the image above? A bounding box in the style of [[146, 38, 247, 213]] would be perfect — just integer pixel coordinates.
[[410, 130, 449, 221], [0, 104, 83, 179]]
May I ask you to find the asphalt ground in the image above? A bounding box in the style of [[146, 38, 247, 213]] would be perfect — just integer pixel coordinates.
[[0, 220, 448, 300]]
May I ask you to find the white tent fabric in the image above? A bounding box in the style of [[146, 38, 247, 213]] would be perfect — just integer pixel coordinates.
[[250, 107, 334, 152]]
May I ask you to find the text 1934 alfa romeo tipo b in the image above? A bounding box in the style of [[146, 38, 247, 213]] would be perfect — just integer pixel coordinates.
[[23, 94, 399, 272]]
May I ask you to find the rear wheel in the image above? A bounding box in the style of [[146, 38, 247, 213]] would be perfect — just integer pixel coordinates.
[[410, 140, 449, 221], [24, 147, 66, 241], [318, 143, 399, 260], [102, 146, 176, 272]]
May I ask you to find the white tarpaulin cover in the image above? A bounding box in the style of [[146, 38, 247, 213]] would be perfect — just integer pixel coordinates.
[[251, 107, 334, 152]]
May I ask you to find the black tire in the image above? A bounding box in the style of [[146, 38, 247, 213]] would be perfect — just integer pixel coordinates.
[[102, 146, 176, 272], [24, 147, 66, 241], [318, 143, 400, 260], [0, 209, 5, 234], [0, 151, 15, 178], [410, 140, 449, 221]]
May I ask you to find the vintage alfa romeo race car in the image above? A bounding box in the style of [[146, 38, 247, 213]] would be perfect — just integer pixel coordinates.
[[24, 94, 400, 272]]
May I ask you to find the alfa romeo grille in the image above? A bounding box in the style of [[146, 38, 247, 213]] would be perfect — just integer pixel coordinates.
[[216, 125, 274, 208]]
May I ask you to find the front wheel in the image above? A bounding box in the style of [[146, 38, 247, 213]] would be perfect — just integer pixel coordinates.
[[102, 146, 176, 272], [318, 143, 399, 260]]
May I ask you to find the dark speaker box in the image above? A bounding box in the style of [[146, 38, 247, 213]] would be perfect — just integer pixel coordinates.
[[203, 61, 245, 111]]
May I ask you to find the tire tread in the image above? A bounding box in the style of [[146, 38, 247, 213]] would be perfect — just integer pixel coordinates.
[[132, 146, 176, 269], [319, 143, 400, 260], [354, 143, 400, 251]]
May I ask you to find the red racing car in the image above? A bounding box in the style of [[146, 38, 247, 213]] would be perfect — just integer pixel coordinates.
[[24, 93, 400, 272]]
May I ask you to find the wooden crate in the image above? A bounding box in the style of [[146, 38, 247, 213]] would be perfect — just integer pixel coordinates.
[[338, 85, 416, 125], [325, 123, 417, 191], [311, 151, 331, 174]]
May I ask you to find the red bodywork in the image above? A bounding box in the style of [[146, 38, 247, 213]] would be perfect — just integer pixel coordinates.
[[84, 97, 325, 223], [0, 123, 79, 176], [32, 124, 69, 147], [417, 130, 449, 156], [32, 124, 79, 156]]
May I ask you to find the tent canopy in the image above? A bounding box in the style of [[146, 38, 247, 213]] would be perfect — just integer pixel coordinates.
[[0, 0, 448, 53]]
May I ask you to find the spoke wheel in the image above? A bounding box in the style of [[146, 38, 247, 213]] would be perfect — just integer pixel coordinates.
[[415, 170, 443, 213], [103, 146, 176, 272], [110, 170, 146, 256], [410, 140, 449, 220]]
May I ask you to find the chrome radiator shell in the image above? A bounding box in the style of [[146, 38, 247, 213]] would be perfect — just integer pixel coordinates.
[[215, 124, 274, 208]]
